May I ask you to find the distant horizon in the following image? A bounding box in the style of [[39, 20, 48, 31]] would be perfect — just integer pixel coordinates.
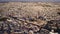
[[0, 0, 60, 3]]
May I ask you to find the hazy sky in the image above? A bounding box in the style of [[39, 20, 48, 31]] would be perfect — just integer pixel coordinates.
[[0, 0, 60, 2]]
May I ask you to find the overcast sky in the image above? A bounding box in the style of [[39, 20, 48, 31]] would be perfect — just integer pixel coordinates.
[[0, 0, 60, 2]]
